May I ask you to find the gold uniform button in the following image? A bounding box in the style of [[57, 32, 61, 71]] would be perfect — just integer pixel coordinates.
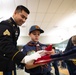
[[3, 54, 5, 56], [13, 24, 15, 26]]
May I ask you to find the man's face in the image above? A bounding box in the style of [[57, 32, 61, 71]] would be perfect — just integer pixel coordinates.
[[14, 10, 28, 26], [29, 30, 40, 42]]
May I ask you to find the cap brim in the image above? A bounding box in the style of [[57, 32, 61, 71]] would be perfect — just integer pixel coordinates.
[[37, 29, 44, 33], [29, 29, 44, 34]]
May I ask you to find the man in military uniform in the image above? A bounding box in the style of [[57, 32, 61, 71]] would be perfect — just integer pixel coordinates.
[[63, 36, 76, 75], [0, 5, 42, 75], [44, 35, 76, 60], [45, 35, 76, 75]]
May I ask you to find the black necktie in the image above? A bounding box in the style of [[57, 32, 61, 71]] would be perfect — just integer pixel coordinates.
[[36, 43, 40, 51]]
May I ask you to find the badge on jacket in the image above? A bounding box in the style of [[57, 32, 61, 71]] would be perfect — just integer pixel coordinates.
[[3, 29, 10, 36]]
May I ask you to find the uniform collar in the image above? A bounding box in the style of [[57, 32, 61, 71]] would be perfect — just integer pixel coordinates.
[[30, 41, 39, 44], [27, 41, 41, 46], [8, 17, 18, 27]]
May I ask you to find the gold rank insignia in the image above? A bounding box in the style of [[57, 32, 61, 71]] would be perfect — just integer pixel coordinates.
[[72, 59, 76, 65], [3, 29, 10, 36]]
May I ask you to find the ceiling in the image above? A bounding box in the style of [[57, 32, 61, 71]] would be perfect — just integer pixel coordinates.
[[0, 0, 76, 43]]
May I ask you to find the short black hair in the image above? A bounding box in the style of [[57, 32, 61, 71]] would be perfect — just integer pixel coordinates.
[[72, 35, 76, 44], [15, 5, 30, 14], [52, 47, 55, 49]]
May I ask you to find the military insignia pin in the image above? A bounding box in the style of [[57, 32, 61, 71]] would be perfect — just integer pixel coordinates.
[[3, 29, 10, 36], [35, 25, 40, 29]]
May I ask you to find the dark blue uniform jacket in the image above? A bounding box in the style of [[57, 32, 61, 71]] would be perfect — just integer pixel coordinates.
[[22, 41, 51, 74], [0, 18, 25, 71]]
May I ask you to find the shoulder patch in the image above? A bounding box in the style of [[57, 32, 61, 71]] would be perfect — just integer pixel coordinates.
[[3, 29, 10, 36]]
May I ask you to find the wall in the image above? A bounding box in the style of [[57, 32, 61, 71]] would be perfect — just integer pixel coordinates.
[[54, 40, 69, 51], [17, 36, 53, 46]]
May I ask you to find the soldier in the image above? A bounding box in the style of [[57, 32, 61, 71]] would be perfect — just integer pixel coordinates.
[[49, 35, 76, 60], [0, 5, 41, 75], [63, 35, 76, 75]]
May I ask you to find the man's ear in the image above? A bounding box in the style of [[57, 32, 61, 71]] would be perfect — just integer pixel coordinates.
[[14, 10, 17, 15]]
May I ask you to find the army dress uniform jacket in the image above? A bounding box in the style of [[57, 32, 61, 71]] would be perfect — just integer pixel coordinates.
[[50, 37, 76, 60], [0, 18, 25, 71], [51, 46, 76, 60]]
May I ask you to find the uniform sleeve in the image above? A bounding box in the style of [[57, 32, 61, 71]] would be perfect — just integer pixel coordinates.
[[0, 23, 25, 64], [65, 37, 73, 51], [51, 47, 76, 61], [22, 46, 28, 55]]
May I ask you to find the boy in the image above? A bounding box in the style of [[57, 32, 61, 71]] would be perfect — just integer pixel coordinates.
[[22, 25, 51, 75]]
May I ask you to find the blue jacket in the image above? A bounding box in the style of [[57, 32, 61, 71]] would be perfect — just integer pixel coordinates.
[[22, 41, 51, 74], [51, 38, 76, 60], [0, 18, 25, 71]]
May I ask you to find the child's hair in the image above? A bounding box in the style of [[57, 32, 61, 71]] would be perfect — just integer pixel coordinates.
[[72, 35, 76, 44]]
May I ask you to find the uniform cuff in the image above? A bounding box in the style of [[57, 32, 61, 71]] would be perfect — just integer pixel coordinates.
[[13, 52, 25, 64]]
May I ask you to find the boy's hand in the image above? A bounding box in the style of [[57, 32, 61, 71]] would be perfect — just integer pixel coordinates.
[[37, 50, 47, 56], [37, 50, 55, 56], [45, 50, 55, 55]]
